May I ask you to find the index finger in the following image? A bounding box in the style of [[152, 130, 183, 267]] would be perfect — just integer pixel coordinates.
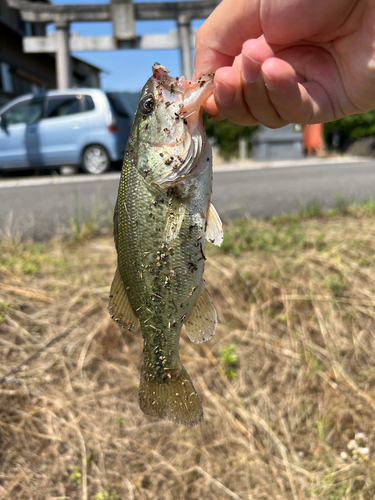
[[194, 0, 262, 76]]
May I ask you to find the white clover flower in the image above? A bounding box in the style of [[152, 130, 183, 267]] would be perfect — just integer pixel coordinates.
[[346, 433, 370, 461]]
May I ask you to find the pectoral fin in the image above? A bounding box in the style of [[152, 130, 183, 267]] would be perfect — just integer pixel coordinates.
[[185, 281, 217, 343], [206, 202, 223, 246], [109, 268, 139, 330]]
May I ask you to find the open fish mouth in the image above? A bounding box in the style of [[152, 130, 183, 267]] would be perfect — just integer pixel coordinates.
[[151, 62, 214, 116]]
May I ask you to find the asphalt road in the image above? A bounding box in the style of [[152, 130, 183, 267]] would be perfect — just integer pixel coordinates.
[[1, 158, 375, 240]]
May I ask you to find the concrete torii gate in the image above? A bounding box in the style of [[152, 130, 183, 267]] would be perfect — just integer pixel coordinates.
[[7, 0, 219, 88]]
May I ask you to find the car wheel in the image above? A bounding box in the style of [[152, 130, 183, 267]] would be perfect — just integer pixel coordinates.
[[82, 145, 110, 174]]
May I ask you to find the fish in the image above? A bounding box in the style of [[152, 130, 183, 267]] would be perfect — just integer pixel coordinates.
[[109, 63, 223, 426]]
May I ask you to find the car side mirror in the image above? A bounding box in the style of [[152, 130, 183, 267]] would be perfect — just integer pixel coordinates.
[[0, 115, 6, 129]]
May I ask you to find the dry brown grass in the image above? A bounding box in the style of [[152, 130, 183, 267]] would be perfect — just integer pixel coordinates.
[[1, 206, 375, 500]]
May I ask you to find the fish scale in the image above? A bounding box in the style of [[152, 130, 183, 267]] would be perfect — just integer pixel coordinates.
[[109, 63, 223, 426]]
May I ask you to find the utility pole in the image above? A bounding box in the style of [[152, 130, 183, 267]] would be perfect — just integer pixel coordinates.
[[55, 21, 71, 89]]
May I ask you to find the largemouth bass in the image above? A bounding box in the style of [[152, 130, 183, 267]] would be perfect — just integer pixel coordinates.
[[109, 63, 223, 426]]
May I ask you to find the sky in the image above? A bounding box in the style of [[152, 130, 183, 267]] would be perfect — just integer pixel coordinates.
[[47, 0, 206, 92]]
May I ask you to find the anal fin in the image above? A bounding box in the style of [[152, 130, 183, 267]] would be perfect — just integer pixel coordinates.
[[109, 268, 139, 330], [206, 202, 223, 246], [184, 281, 217, 343]]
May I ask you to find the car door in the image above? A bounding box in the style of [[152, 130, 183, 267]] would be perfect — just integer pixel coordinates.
[[0, 98, 44, 169], [39, 94, 85, 166]]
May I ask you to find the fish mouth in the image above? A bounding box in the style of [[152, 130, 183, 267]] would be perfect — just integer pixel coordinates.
[[152, 62, 214, 113]]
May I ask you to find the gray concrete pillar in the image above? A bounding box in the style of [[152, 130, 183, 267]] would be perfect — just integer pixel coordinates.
[[239, 137, 247, 161], [177, 15, 192, 79], [55, 21, 71, 89]]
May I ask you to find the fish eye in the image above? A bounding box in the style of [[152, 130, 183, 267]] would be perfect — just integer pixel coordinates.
[[140, 95, 155, 114]]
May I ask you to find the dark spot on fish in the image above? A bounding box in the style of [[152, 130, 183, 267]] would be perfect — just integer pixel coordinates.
[[188, 224, 196, 236], [198, 242, 207, 261], [144, 124, 149, 130], [200, 81, 205, 88], [164, 128, 170, 134], [159, 153, 164, 157], [188, 262, 198, 272], [183, 119, 187, 125], [165, 157, 174, 165], [207, 158, 210, 161], [165, 101, 171, 108]]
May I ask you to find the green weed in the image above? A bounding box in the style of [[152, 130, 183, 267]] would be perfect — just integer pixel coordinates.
[[325, 274, 346, 295], [94, 489, 118, 500], [69, 465, 82, 485], [219, 343, 239, 379]]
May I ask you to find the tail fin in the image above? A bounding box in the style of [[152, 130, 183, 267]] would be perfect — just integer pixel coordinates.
[[139, 364, 203, 426]]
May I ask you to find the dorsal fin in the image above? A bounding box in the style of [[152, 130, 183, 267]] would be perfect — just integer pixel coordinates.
[[206, 202, 223, 246], [184, 281, 217, 343], [109, 268, 139, 331]]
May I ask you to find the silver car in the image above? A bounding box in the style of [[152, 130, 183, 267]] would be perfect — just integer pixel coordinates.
[[0, 88, 132, 174]]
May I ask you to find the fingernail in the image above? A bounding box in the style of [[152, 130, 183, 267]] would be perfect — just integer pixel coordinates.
[[215, 78, 235, 106], [263, 69, 275, 91], [242, 54, 260, 84]]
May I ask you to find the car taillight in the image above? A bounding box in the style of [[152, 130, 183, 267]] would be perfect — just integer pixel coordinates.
[[107, 124, 119, 133]]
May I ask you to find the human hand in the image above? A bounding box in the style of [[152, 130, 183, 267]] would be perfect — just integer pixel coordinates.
[[194, 0, 375, 127]]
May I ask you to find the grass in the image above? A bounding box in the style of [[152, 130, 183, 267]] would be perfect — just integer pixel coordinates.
[[1, 202, 375, 499]]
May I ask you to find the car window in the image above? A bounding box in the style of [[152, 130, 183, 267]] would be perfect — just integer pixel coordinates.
[[83, 95, 95, 112], [46, 96, 81, 118], [106, 93, 129, 118], [2, 99, 43, 126]]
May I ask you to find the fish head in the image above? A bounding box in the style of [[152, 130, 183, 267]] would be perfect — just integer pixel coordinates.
[[132, 63, 214, 189]]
